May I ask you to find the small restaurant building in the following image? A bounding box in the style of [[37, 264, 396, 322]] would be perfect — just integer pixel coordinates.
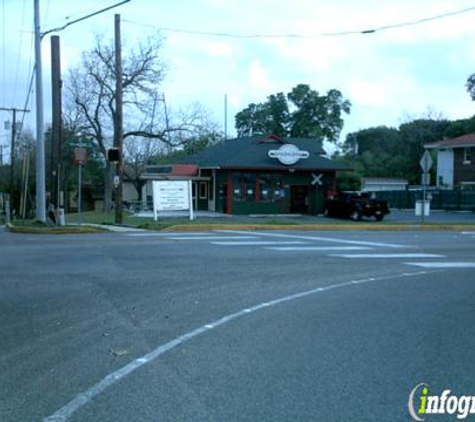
[[141, 134, 351, 215]]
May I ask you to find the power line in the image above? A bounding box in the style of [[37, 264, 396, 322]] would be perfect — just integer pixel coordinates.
[[124, 4, 475, 39], [12, 0, 28, 106]]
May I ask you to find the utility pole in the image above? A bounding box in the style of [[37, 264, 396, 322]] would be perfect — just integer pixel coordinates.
[[114, 14, 124, 225], [32, 0, 130, 223], [50, 35, 62, 211], [0, 106, 30, 209], [34, 0, 46, 222]]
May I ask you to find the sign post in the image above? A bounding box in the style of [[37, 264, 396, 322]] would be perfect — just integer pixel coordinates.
[[73, 147, 88, 225], [419, 150, 433, 224], [152, 180, 193, 221]]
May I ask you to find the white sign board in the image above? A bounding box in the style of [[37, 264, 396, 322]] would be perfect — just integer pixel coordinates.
[[420, 150, 433, 172], [268, 144, 309, 166], [152, 180, 193, 220]]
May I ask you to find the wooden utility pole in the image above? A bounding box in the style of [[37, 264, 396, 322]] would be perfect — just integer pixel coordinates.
[[114, 14, 124, 224], [50, 35, 63, 210]]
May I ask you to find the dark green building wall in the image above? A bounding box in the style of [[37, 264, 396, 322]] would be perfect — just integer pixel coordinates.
[[214, 169, 335, 215]]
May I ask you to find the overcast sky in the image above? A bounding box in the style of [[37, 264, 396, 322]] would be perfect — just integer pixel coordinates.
[[2, 0, 475, 157]]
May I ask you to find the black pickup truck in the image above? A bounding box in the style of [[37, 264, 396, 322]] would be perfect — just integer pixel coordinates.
[[324, 192, 390, 221]]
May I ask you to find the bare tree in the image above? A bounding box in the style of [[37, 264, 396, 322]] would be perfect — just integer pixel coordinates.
[[65, 34, 204, 212]]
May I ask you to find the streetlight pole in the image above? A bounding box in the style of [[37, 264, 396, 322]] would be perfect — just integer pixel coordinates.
[[34, 0, 46, 222]]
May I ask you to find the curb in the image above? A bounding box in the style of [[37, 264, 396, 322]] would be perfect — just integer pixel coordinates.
[[6, 223, 107, 235], [161, 223, 475, 232]]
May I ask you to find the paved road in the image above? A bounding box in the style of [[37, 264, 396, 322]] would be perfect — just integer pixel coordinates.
[[1, 229, 475, 421]]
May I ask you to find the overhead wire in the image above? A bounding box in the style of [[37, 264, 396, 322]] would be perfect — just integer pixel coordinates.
[[12, 0, 28, 106], [123, 4, 475, 38]]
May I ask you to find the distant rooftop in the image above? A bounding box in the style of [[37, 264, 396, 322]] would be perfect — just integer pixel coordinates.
[[426, 133, 475, 149]]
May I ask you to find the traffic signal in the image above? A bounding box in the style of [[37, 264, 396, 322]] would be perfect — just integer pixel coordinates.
[[107, 148, 120, 162]]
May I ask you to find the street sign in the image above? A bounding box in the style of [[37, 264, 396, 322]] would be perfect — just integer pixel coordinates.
[[73, 147, 87, 165], [311, 173, 323, 186], [419, 150, 433, 172], [153, 180, 193, 221]]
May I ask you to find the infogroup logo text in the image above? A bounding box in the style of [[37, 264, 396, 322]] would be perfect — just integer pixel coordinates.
[[409, 383, 475, 420]]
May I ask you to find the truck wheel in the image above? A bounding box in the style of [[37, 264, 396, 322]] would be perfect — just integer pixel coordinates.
[[375, 215, 384, 222]]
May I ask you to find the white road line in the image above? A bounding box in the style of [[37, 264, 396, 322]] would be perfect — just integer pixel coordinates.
[[210, 241, 309, 246], [265, 246, 372, 251], [127, 232, 212, 237], [405, 262, 475, 268], [42, 270, 431, 422], [330, 253, 445, 259], [216, 230, 408, 248], [461, 232, 475, 235], [166, 236, 259, 240]]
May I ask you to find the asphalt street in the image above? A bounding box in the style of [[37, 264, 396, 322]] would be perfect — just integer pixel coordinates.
[[1, 228, 475, 421]]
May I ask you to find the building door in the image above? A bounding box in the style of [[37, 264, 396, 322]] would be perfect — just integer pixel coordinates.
[[219, 183, 228, 213], [290, 185, 309, 213]]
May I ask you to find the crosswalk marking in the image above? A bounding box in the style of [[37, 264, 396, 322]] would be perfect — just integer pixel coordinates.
[[265, 246, 372, 252], [166, 236, 259, 240], [330, 253, 445, 259], [405, 262, 475, 268], [127, 232, 212, 237], [216, 230, 408, 248], [210, 241, 309, 246]]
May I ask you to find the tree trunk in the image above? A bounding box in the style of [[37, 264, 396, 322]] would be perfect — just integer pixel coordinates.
[[104, 161, 113, 213]]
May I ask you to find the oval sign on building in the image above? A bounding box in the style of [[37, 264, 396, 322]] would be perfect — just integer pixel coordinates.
[[268, 144, 310, 165]]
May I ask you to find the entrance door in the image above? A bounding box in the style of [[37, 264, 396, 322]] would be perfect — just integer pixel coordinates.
[[290, 185, 309, 213], [219, 183, 228, 213]]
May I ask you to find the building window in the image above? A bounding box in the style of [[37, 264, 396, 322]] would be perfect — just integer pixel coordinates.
[[257, 173, 284, 202], [463, 147, 472, 164], [258, 174, 272, 202], [233, 172, 284, 202], [233, 172, 257, 202]]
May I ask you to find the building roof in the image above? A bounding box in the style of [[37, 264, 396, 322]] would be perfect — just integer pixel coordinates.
[[142, 164, 199, 179], [425, 133, 475, 149], [181, 134, 351, 171]]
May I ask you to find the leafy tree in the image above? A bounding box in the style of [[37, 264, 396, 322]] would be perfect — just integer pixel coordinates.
[[288, 85, 351, 140], [398, 119, 448, 182], [466, 73, 475, 102], [340, 119, 449, 185], [444, 115, 475, 139], [235, 84, 351, 142]]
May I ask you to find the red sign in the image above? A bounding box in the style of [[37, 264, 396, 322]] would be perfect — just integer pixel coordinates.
[[73, 147, 88, 165]]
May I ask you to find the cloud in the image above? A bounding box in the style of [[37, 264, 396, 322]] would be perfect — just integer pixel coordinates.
[[248, 59, 272, 91], [202, 41, 234, 58]]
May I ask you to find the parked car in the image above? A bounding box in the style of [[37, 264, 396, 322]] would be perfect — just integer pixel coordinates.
[[324, 192, 390, 221]]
